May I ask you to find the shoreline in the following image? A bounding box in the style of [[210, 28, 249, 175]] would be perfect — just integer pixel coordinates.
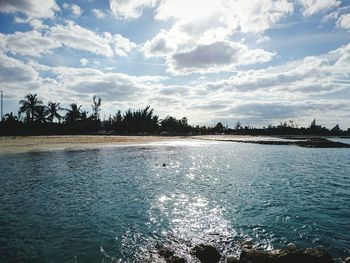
[[0, 135, 187, 154], [1, 135, 349, 154]]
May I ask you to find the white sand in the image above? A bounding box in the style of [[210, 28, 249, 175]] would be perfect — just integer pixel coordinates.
[[0, 135, 186, 154]]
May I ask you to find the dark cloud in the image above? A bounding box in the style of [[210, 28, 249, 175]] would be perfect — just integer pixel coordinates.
[[172, 41, 239, 68], [0, 0, 59, 18], [169, 41, 273, 74]]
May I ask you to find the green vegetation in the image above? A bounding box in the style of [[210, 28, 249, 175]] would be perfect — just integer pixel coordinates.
[[0, 93, 349, 136]]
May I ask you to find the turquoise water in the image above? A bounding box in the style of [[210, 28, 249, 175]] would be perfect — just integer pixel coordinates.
[[0, 141, 349, 262]]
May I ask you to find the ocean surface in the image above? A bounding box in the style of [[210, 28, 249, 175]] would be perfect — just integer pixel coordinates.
[[0, 140, 349, 262]]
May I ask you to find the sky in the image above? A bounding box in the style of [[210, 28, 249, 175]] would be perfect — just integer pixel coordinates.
[[0, 0, 350, 128]]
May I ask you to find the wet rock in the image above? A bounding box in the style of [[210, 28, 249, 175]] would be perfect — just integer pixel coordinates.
[[226, 254, 239, 263], [166, 255, 186, 263], [243, 240, 254, 249], [287, 243, 296, 251], [345, 257, 350, 263], [239, 247, 334, 263], [158, 246, 186, 263], [191, 244, 221, 263]]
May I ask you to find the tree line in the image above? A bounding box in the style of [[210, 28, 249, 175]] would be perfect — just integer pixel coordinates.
[[0, 93, 349, 136]]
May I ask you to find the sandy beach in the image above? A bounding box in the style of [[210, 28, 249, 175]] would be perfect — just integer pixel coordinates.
[[0, 135, 186, 154], [1, 135, 348, 154]]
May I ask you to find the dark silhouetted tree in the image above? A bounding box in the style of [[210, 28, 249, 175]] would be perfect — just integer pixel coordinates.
[[19, 94, 43, 122], [34, 106, 48, 123], [46, 102, 63, 123], [2, 112, 18, 123], [92, 96, 102, 121], [65, 103, 82, 123]]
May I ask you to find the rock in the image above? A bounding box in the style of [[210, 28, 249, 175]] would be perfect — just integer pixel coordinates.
[[239, 247, 334, 263], [162, 163, 166, 167], [191, 244, 221, 263], [226, 255, 239, 263], [243, 240, 254, 249], [287, 243, 296, 251], [166, 255, 186, 263], [158, 246, 174, 258], [158, 246, 186, 263]]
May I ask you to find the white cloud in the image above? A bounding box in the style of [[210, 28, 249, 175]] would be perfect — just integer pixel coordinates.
[[63, 2, 83, 17], [29, 18, 49, 29], [0, 21, 136, 58], [143, 30, 177, 57], [49, 20, 135, 57], [143, 0, 292, 73], [155, 0, 293, 33], [299, 0, 340, 16], [103, 33, 137, 57], [13, 16, 48, 30], [0, 0, 60, 18], [2, 42, 350, 127], [0, 30, 61, 57], [256, 35, 271, 44], [168, 41, 275, 74], [0, 52, 39, 83], [49, 21, 114, 57], [92, 9, 106, 18], [199, 43, 350, 95], [336, 13, 350, 30], [80, 58, 89, 66], [109, 0, 157, 20]]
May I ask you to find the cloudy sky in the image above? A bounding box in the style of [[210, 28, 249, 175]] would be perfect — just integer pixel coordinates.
[[1, 0, 350, 128]]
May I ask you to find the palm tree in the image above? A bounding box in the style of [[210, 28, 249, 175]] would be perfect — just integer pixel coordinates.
[[34, 106, 48, 123], [19, 94, 43, 122], [91, 96, 102, 121], [65, 103, 82, 123], [46, 102, 63, 123], [2, 112, 18, 123]]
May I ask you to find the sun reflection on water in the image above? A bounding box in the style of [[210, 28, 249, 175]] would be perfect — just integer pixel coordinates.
[[144, 192, 237, 260]]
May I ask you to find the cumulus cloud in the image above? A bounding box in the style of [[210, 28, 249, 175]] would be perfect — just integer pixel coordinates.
[[221, 100, 349, 125], [14, 16, 48, 29], [92, 8, 106, 18], [51, 21, 136, 57], [154, 0, 294, 32], [199, 43, 350, 96], [109, 0, 156, 20], [105, 33, 137, 57], [143, 30, 176, 57], [299, 0, 340, 16], [0, 30, 61, 57], [49, 20, 114, 57], [29, 18, 49, 29], [80, 58, 89, 66], [0, 52, 39, 82], [63, 2, 83, 17], [168, 41, 275, 74], [0, 0, 60, 18], [1, 20, 136, 59], [336, 13, 350, 30], [143, 0, 292, 74]]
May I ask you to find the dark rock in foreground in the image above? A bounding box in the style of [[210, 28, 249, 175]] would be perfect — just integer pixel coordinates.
[[191, 244, 221, 263], [155, 240, 341, 263], [158, 246, 186, 263], [239, 247, 334, 263]]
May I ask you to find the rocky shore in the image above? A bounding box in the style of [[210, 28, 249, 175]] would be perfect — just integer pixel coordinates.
[[198, 136, 350, 148], [156, 241, 349, 263]]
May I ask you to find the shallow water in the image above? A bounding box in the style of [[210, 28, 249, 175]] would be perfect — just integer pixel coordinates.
[[0, 141, 349, 262], [328, 137, 350, 145]]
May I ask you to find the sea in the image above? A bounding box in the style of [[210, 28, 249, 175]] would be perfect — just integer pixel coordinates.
[[0, 140, 349, 262]]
